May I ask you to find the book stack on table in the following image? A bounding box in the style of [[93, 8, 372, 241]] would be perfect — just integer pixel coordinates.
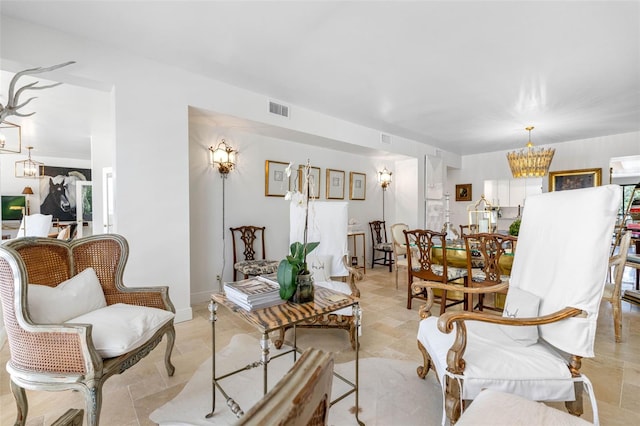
[[223, 274, 285, 311]]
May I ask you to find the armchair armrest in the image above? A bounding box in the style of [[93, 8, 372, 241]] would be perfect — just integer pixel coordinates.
[[339, 254, 363, 297], [412, 281, 509, 319], [435, 307, 583, 375], [107, 284, 175, 313]]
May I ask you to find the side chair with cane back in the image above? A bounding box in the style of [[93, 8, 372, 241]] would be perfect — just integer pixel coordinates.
[[0, 234, 176, 426]]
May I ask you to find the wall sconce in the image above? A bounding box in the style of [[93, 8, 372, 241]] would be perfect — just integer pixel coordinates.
[[209, 139, 237, 177], [378, 167, 393, 190], [22, 186, 34, 215], [15, 146, 44, 178], [0, 121, 22, 153]]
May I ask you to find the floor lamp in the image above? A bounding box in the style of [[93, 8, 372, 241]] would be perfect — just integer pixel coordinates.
[[209, 139, 237, 289], [378, 167, 392, 221]]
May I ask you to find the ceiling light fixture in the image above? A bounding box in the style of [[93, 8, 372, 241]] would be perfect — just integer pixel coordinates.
[[209, 139, 237, 177], [506, 126, 555, 178], [0, 121, 22, 153], [15, 146, 44, 178]]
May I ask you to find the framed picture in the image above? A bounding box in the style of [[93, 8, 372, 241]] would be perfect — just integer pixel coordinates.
[[326, 169, 345, 199], [298, 165, 321, 199], [265, 160, 291, 197], [349, 172, 366, 200], [456, 183, 472, 201], [39, 166, 92, 221], [1, 195, 26, 220], [549, 168, 602, 192]]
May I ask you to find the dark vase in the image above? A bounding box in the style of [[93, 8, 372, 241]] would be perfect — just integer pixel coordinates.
[[291, 272, 314, 303]]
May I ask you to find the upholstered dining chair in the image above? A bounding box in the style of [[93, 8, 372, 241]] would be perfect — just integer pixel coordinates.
[[236, 348, 334, 426], [275, 201, 362, 350], [462, 232, 517, 312], [602, 230, 632, 342], [414, 185, 620, 424], [16, 213, 53, 237], [0, 234, 176, 426], [390, 223, 409, 289], [230, 225, 279, 281], [369, 220, 394, 271], [403, 228, 468, 313]]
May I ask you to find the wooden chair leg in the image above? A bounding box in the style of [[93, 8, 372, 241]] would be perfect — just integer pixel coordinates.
[[10, 379, 27, 426], [565, 381, 584, 417], [164, 327, 176, 376], [611, 299, 623, 343], [445, 374, 462, 424], [416, 340, 432, 379]]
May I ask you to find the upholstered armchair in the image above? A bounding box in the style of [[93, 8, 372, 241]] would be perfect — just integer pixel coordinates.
[[414, 186, 620, 424], [275, 201, 362, 350], [0, 234, 176, 426]]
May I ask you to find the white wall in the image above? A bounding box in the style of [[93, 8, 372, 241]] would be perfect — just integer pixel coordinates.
[[447, 131, 640, 229]]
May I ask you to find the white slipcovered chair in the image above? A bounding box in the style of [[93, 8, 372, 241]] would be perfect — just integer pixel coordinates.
[[414, 185, 620, 424], [17, 213, 53, 237], [274, 201, 362, 349]]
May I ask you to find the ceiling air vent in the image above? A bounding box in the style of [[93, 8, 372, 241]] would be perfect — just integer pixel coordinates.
[[380, 133, 392, 144], [269, 101, 289, 118]]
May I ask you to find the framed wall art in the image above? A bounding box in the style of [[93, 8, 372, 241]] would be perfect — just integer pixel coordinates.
[[349, 172, 366, 200], [326, 169, 345, 199], [265, 160, 290, 197], [39, 166, 92, 221], [548, 168, 602, 192], [455, 183, 472, 201], [298, 165, 321, 199]]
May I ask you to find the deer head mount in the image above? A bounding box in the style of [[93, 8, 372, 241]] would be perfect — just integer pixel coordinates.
[[0, 61, 76, 123]]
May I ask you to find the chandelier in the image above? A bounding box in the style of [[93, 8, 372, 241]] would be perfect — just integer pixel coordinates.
[[15, 146, 44, 178], [506, 126, 555, 178]]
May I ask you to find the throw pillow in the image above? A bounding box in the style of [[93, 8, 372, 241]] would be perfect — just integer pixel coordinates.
[[28, 267, 107, 324], [500, 286, 541, 346], [308, 254, 333, 282]]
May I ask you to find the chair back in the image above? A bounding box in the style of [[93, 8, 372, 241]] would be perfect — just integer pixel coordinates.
[[463, 233, 517, 286], [509, 185, 620, 357], [459, 224, 478, 237], [237, 348, 334, 426], [290, 202, 349, 278], [390, 223, 409, 257], [17, 213, 53, 237], [369, 220, 389, 246], [403, 228, 448, 283], [230, 226, 268, 263]]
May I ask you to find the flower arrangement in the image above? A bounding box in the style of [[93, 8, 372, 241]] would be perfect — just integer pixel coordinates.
[[277, 160, 319, 301]]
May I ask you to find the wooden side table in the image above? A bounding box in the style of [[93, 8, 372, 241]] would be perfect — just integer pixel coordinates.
[[207, 287, 364, 425], [348, 231, 366, 274]]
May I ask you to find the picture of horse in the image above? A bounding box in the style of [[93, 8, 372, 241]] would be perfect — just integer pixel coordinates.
[[39, 166, 92, 221]]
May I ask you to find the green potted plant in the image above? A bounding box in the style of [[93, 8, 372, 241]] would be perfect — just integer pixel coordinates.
[[509, 218, 521, 236], [278, 160, 319, 302]]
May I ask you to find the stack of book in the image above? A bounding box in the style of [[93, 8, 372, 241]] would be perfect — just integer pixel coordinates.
[[223, 274, 285, 311]]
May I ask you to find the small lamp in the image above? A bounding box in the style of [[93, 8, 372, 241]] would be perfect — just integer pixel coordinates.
[[22, 186, 34, 215], [209, 139, 237, 177], [15, 146, 44, 178]]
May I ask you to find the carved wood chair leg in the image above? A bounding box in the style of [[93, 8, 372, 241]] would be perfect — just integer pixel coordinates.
[[10, 379, 27, 426], [445, 375, 462, 424], [611, 300, 622, 343], [165, 327, 176, 376], [565, 381, 584, 417], [416, 340, 432, 379], [407, 280, 413, 309], [83, 385, 102, 426]]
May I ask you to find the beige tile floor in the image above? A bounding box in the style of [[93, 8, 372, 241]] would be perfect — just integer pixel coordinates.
[[1, 267, 639, 425]]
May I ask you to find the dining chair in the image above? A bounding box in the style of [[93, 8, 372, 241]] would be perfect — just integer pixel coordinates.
[[230, 225, 279, 281], [459, 224, 478, 237], [390, 223, 409, 289], [414, 185, 620, 424], [602, 230, 632, 342], [463, 232, 517, 312], [403, 228, 468, 313], [369, 220, 394, 272]]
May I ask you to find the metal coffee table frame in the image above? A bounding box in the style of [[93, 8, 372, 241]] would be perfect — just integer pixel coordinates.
[[207, 286, 364, 425]]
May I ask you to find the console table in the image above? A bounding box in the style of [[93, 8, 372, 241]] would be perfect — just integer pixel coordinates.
[[348, 231, 366, 274], [208, 287, 364, 425]]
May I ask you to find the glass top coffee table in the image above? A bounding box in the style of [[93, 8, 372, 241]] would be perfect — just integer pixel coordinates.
[[207, 286, 364, 425]]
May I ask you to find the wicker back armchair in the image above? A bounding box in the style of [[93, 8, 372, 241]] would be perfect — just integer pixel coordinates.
[[0, 234, 176, 426]]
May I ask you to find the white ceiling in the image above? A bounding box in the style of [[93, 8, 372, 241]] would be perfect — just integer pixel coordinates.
[[1, 1, 639, 160]]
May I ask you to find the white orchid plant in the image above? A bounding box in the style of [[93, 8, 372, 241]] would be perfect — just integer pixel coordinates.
[[277, 160, 319, 300]]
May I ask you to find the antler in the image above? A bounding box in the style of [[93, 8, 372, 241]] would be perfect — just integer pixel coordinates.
[[0, 61, 76, 123]]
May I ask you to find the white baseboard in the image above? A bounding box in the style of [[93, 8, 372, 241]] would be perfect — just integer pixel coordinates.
[[191, 290, 216, 305], [174, 306, 193, 323]]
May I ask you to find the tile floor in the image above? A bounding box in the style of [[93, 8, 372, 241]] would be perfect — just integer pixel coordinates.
[[1, 267, 639, 425]]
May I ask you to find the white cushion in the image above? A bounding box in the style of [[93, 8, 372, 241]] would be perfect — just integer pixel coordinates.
[[67, 303, 174, 358], [501, 286, 541, 346], [308, 254, 332, 282], [28, 268, 107, 324]]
